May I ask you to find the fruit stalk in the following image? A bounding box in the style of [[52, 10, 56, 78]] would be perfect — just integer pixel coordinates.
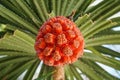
[[53, 66, 64, 80]]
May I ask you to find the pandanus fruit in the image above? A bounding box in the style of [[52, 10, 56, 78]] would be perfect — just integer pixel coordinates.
[[35, 16, 84, 80]]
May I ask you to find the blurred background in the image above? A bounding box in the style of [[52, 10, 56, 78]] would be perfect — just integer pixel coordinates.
[[0, 0, 120, 80]]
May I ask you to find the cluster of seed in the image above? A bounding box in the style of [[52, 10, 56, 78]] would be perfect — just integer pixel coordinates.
[[35, 16, 84, 66]]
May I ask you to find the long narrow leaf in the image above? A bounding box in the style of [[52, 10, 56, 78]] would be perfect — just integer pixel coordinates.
[[82, 59, 119, 80], [82, 52, 120, 70], [0, 50, 34, 56], [85, 35, 120, 47], [94, 46, 120, 58], [23, 59, 40, 80], [0, 30, 35, 54], [0, 56, 35, 67], [70, 65, 83, 80], [0, 5, 38, 34], [15, 0, 41, 27], [6, 59, 36, 79], [33, 0, 48, 22], [60, 0, 68, 15], [65, 65, 74, 80], [73, 60, 103, 80]]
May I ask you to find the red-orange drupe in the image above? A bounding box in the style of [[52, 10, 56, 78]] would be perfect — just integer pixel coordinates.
[[35, 16, 84, 66]]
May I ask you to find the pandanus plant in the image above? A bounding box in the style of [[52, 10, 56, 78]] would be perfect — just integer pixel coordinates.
[[0, 0, 120, 80]]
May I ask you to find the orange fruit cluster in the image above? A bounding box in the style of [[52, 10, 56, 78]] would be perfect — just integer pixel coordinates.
[[35, 16, 84, 66]]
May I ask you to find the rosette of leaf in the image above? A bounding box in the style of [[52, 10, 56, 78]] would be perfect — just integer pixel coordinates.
[[0, 0, 120, 80]]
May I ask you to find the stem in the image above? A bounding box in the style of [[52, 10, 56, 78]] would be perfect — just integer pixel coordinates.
[[67, 10, 76, 20], [53, 66, 65, 80]]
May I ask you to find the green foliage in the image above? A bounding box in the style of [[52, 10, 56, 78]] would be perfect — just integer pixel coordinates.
[[35, 71, 55, 80], [0, 0, 120, 80]]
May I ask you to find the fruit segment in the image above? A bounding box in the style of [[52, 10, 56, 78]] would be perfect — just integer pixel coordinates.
[[35, 16, 84, 66], [57, 34, 67, 45], [44, 33, 55, 44]]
